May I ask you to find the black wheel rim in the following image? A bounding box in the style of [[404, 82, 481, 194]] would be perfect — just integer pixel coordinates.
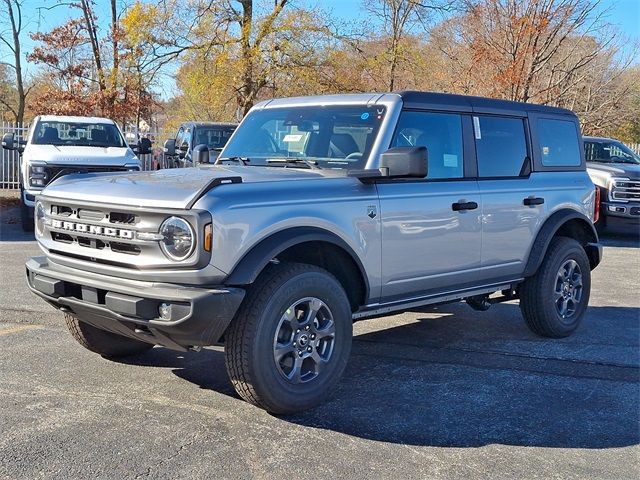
[[272, 297, 336, 384], [554, 259, 583, 321]]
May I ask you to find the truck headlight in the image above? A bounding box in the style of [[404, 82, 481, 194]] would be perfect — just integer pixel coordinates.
[[159, 216, 195, 260], [35, 202, 46, 235]]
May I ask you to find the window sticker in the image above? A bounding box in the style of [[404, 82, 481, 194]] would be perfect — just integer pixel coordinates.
[[360, 112, 370, 120], [443, 154, 458, 167], [473, 116, 481, 140], [542, 146, 550, 155], [283, 134, 303, 142]]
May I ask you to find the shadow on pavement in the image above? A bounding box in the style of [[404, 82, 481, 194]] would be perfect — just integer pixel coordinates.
[[599, 231, 640, 248], [116, 303, 639, 449]]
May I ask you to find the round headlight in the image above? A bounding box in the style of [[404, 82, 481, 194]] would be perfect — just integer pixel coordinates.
[[35, 202, 46, 236], [159, 216, 195, 260]]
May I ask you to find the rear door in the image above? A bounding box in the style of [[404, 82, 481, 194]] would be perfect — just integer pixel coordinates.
[[473, 114, 546, 280], [378, 110, 483, 301]]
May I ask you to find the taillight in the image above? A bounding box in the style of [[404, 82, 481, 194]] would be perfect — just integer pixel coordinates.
[[593, 186, 600, 224]]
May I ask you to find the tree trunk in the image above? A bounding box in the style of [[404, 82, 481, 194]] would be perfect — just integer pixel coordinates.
[[5, 0, 25, 125]]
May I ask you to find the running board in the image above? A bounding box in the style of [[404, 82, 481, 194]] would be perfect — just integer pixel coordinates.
[[352, 280, 522, 320]]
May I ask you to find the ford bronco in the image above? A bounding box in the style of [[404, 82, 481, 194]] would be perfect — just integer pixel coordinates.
[[26, 92, 601, 413]]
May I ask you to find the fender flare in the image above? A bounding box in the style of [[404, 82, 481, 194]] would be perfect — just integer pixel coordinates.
[[523, 209, 600, 277], [225, 226, 370, 297]]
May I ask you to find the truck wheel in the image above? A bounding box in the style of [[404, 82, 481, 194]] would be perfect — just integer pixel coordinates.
[[21, 201, 34, 232], [520, 237, 591, 338], [225, 263, 352, 414], [64, 313, 153, 358]]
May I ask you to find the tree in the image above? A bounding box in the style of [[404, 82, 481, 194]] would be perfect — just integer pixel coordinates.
[[0, 0, 30, 124]]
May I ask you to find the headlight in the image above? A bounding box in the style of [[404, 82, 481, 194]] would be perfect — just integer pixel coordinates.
[[159, 216, 195, 260], [29, 164, 48, 187], [35, 202, 46, 235]]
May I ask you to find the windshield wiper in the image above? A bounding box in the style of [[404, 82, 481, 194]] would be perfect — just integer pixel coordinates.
[[266, 157, 321, 170], [217, 156, 250, 165]]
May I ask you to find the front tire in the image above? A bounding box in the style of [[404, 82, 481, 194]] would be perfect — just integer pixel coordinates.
[[225, 263, 352, 414], [520, 237, 591, 338], [64, 313, 153, 358]]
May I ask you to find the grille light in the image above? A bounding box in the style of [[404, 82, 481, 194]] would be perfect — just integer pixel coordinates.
[[35, 202, 46, 235]]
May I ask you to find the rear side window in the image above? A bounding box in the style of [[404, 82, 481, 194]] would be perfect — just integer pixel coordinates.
[[474, 116, 528, 177], [538, 118, 581, 167], [391, 111, 464, 179]]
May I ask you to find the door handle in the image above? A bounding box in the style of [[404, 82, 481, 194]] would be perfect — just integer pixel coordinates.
[[523, 197, 544, 206], [452, 201, 478, 211]]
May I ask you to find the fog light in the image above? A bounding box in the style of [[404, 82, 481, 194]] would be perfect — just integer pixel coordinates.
[[158, 302, 172, 320]]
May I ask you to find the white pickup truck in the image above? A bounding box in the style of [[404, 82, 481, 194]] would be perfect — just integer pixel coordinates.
[[1, 115, 150, 231]]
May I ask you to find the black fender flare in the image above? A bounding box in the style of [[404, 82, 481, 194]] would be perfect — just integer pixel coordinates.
[[225, 226, 370, 297], [523, 209, 601, 277]]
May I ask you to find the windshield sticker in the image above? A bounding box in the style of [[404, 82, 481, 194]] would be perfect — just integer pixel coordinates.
[[360, 112, 370, 120], [283, 134, 303, 142], [542, 146, 550, 155], [443, 154, 458, 167]]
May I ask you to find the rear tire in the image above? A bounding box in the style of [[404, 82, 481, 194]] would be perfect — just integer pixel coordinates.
[[64, 313, 153, 358], [225, 263, 352, 414], [520, 237, 591, 338], [20, 201, 33, 232]]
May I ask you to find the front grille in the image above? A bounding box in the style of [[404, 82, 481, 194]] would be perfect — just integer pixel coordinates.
[[611, 179, 640, 202], [45, 165, 130, 186], [38, 197, 204, 270]]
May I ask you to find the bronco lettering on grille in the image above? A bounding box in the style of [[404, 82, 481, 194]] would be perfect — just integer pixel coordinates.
[[50, 219, 134, 239]]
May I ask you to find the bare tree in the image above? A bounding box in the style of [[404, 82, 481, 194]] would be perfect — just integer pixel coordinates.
[[0, 0, 30, 124]]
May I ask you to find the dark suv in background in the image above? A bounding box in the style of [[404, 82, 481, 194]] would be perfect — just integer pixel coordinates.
[[164, 122, 237, 168], [584, 136, 640, 233]]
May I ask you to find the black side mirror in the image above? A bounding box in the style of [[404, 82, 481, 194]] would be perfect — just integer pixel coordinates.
[[2, 133, 15, 151], [138, 137, 152, 155], [178, 141, 189, 159], [164, 139, 176, 156], [379, 146, 427, 178], [193, 144, 209, 165]]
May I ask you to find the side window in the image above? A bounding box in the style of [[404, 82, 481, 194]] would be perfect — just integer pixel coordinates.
[[538, 118, 581, 167], [183, 128, 192, 149], [474, 116, 528, 177], [391, 111, 464, 179]]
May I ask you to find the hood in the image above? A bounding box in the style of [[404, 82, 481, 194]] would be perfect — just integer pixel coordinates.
[[587, 161, 640, 180], [25, 144, 138, 167], [41, 164, 331, 209]]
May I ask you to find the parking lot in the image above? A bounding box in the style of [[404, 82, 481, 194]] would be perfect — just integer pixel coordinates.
[[1, 197, 638, 479]]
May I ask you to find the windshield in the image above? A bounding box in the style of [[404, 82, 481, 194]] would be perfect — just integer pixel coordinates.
[[31, 120, 126, 148], [193, 126, 236, 150], [221, 105, 387, 169], [585, 140, 640, 165]]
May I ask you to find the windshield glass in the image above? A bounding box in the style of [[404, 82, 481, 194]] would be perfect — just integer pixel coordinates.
[[221, 105, 387, 169], [31, 120, 126, 148], [193, 126, 236, 150], [585, 140, 640, 165]]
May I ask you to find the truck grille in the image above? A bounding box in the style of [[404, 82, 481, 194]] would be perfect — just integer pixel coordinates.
[[33, 165, 133, 188], [611, 179, 640, 202]]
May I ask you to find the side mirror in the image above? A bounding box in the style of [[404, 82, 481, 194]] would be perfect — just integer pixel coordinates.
[[379, 146, 427, 178], [164, 139, 176, 156], [178, 141, 189, 159], [193, 144, 209, 165], [2, 133, 15, 151], [138, 137, 152, 155]]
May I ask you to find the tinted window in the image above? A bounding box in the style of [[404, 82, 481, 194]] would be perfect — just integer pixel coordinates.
[[584, 140, 639, 165], [538, 119, 581, 167], [193, 126, 235, 149], [391, 111, 464, 179], [474, 116, 528, 177]]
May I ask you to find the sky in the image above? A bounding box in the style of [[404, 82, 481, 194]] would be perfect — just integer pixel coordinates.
[[1, 0, 639, 98]]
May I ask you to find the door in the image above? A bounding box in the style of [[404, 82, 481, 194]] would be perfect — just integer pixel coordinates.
[[473, 115, 546, 280], [378, 110, 482, 301]]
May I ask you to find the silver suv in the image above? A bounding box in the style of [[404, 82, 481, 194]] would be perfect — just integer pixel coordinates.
[[26, 92, 601, 413]]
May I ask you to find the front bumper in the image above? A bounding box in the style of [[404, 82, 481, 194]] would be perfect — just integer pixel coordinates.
[[26, 256, 245, 351], [600, 201, 640, 234]]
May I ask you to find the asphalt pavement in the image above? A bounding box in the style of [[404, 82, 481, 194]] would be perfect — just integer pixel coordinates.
[[1, 201, 639, 479]]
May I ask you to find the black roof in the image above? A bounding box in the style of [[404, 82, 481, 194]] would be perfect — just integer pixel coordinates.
[[397, 91, 575, 117]]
